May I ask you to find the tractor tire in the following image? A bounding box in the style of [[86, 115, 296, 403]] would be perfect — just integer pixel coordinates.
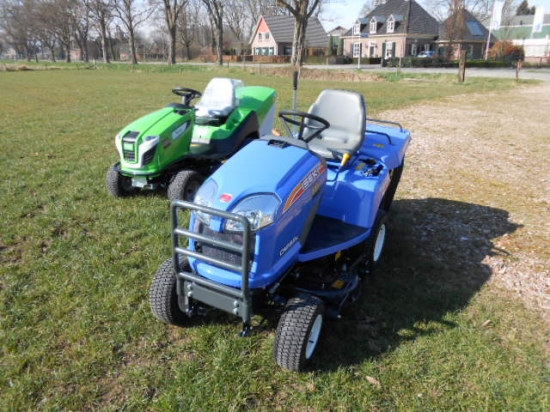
[[167, 169, 204, 202], [363, 210, 387, 275], [149, 258, 187, 326], [274, 293, 325, 372], [105, 165, 136, 197]]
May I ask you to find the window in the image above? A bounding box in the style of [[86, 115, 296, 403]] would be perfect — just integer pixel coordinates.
[[385, 42, 393, 59], [353, 42, 361, 58], [258, 33, 262, 42], [354, 22, 361, 35], [387, 17, 395, 33], [411, 42, 418, 56], [370, 20, 377, 34], [265, 32, 270, 40]]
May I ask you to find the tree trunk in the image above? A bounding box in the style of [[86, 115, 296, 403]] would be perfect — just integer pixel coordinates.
[[100, 21, 110, 63], [129, 29, 138, 64], [291, 16, 308, 68], [168, 25, 177, 64]]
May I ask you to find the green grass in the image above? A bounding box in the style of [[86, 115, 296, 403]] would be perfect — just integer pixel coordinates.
[[0, 66, 548, 411]]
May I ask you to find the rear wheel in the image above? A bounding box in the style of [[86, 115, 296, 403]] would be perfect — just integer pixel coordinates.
[[167, 169, 204, 202], [382, 162, 404, 211], [150, 258, 187, 325], [274, 293, 325, 372], [105, 165, 136, 197], [363, 211, 387, 275]]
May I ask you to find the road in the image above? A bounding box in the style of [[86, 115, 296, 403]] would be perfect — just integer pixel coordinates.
[[302, 64, 550, 83]]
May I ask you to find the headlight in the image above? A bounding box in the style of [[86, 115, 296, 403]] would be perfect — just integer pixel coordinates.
[[224, 194, 280, 232], [144, 135, 159, 143], [193, 179, 218, 225]]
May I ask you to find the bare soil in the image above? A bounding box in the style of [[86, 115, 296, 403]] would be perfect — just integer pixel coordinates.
[[380, 81, 550, 323]]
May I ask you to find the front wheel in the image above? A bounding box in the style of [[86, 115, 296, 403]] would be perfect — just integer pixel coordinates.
[[274, 293, 325, 372], [149, 258, 187, 325], [105, 165, 136, 197], [167, 169, 204, 202]]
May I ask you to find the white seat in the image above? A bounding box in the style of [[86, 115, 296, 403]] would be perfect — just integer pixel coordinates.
[[195, 78, 244, 118]]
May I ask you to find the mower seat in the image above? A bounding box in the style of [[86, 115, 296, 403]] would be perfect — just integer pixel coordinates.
[[195, 78, 243, 119], [306, 89, 366, 160]]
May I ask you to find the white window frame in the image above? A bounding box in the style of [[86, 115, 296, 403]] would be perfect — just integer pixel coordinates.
[[385, 41, 393, 59], [411, 42, 418, 56], [353, 42, 361, 58], [258, 33, 262, 42], [370, 20, 377, 34], [387, 17, 395, 33], [353, 22, 361, 35]]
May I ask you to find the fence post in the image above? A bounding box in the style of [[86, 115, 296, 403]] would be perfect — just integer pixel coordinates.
[[458, 50, 467, 83]]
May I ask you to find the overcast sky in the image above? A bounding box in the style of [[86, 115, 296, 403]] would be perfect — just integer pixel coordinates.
[[319, 0, 550, 30]]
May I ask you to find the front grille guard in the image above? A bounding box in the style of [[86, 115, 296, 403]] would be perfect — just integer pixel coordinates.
[[171, 200, 254, 334]]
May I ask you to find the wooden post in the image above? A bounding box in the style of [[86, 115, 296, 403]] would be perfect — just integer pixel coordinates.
[[458, 50, 467, 83], [516, 60, 523, 82]]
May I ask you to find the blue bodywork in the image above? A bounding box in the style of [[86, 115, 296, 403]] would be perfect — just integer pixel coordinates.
[[185, 121, 411, 289]]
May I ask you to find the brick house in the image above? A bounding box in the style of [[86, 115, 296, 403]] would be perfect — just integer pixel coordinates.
[[437, 8, 496, 59], [250, 15, 328, 57], [341, 0, 439, 60]]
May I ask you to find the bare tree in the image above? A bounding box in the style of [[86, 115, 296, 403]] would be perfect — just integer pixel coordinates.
[[358, 0, 375, 17], [85, 0, 113, 63], [177, 0, 200, 60], [73, 0, 91, 62], [275, 0, 323, 68], [112, 0, 154, 64], [2, 0, 41, 61], [224, 0, 251, 54], [201, 0, 223, 65], [35, 8, 58, 61], [160, 0, 188, 64], [424, 0, 492, 21], [443, 0, 466, 59]]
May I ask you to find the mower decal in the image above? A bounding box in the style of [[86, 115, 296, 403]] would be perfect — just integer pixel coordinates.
[[279, 236, 298, 257], [283, 162, 326, 212], [219, 193, 233, 203], [171, 121, 189, 140]]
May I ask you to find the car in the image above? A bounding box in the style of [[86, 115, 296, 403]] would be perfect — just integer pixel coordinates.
[[417, 51, 435, 58]]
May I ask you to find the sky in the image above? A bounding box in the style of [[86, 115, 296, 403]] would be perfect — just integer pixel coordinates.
[[318, 0, 550, 30]]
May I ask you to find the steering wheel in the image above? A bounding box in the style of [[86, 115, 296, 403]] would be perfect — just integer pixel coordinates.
[[172, 87, 202, 106], [278, 110, 330, 142]]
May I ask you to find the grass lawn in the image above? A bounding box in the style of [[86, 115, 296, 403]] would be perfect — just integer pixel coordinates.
[[0, 64, 548, 411]]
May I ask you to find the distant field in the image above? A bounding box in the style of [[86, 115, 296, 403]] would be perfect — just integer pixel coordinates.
[[1, 66, 547, 411]]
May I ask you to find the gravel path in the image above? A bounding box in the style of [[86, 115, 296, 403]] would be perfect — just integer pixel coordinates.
[[381, 80, 550, 322]]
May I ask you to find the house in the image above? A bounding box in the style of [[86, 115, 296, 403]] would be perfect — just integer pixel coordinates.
[[490, 14, 550, 63], [437, 8, 496, 59], [250, 15, 328, 57], [327, 25, 348, 55], [341, 0, 439, 60]]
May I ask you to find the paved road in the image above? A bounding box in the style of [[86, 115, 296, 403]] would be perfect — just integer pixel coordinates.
[[301, 64, 550, 83]]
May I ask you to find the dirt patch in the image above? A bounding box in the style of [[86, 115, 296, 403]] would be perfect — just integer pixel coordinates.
[[250, 66, 385, 82], [380, 81, 550, 322]]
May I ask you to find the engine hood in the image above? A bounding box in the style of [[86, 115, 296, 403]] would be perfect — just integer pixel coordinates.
[[118, 106, 188, 139], [206, 138, 325, 214]]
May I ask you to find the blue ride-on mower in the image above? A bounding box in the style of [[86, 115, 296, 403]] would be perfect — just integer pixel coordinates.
[[149, 89, 411, 371]]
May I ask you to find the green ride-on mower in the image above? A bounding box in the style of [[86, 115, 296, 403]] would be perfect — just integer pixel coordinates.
[[106, 77, 277, 201]]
